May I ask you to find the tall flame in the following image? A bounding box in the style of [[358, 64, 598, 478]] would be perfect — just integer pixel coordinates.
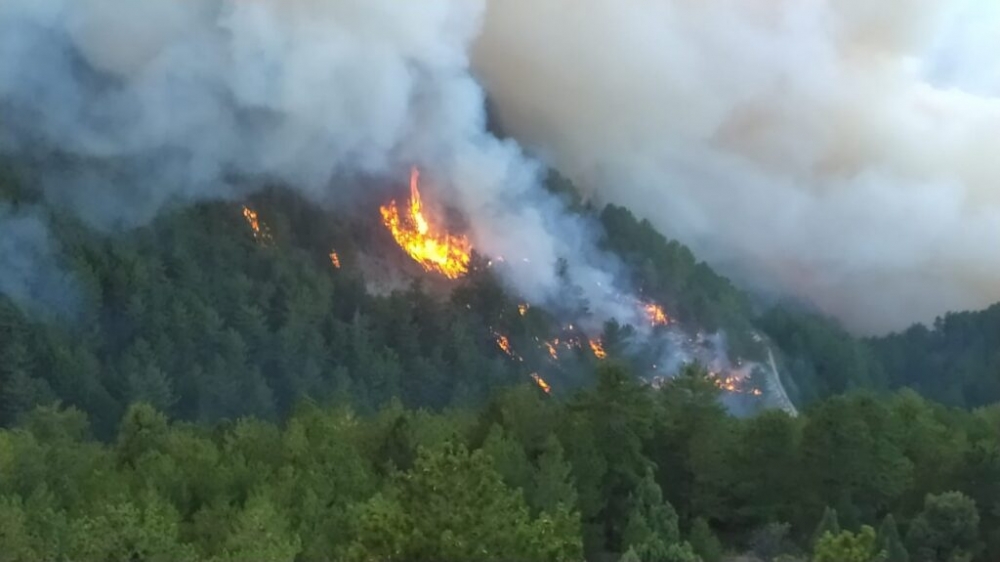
[[380, 168, 472, 279]]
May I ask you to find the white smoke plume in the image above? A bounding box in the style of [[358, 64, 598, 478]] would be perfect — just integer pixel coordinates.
[[0, 0, 636, 323], [0, 205, 78, 318], [474, 0, 1000, 334]]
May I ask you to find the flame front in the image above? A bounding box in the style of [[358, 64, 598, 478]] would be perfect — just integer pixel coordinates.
[[380, 168, 471, 279], [643, 302, 669, 326], [329, 251, 341, 269], [494, 332, 523, 362], [496, 334, 513, 356], [589, 339, 607, 359], [242, 205, 271, 244], [531, 372, 552, 394], [710, 371, 762, 396], [544, 339, 559, 360]]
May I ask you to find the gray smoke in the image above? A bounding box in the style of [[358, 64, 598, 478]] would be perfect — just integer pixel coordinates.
[[0, 0, 637, 325], [0, 205, 78, 318], [474, 0, 1000, 334]]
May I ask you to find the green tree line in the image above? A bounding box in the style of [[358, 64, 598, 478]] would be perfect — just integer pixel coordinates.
[[1, 363, 997, 561]]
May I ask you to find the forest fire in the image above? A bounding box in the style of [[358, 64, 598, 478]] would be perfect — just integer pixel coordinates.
[[242, 205, 271, 244], [589, 339, 607, 359], [643, 302, 669, 326], [329, 251, 341, 269], [518, 303, 529, 316], [544, 339, 559, 360], [494, 332, 523, 362], [531, 372, 552, 394], [711, 372, 763, 396], [380, 168, 472, 279], [496, 334, 513, 355]]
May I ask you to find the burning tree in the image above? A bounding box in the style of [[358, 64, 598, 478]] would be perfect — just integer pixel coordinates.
[[380, 168, 472, 279]]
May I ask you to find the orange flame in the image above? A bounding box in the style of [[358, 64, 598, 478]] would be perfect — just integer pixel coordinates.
[[544, 339, 559, 360], [496, 334, 513, 356], [531, 372, 552, 394], [242, 206, 271, 244], [643, 302, 669, 326], [589, 339, 607, 359], [380, 168, 471, 279], [494, 332, 523, 362], [709, 371, 763, 396], [329, 251, 341, 269]]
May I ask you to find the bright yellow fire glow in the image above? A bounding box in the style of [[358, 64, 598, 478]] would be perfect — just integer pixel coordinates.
[[643, 302, 669, 326], [242, 205, 271, 244], [518, 303, 529, 316], [531, 372, 552, 394], [329, 251, 341, 269], [589, 339, 607, 359], [494, 332, 523, 362], [380, 168, 471, 279], [496, 334, 513, 356], [710, 371, 763, 396], [544, 339, 559, 360]]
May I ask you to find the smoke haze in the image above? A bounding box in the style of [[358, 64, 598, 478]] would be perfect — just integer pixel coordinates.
[[0, 0, 638, 323], [1, 0, 998, 334], [474, 0, 1000, 334], [0, 205, 78, 319]]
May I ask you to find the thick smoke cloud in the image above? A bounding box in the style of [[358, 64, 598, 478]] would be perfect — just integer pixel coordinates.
[[0, 0, 633, 322], [474, 0, 1000, 334]]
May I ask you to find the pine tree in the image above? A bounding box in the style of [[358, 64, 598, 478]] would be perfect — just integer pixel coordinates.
[[689, 517, 723, 562], [877, 514, 909, 562], [531, 435, 578, 513], [812, 506, 841, 548]]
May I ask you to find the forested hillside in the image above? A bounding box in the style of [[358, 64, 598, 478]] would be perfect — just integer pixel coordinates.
[[2, 162, 1000, 561], [0, 161, 777, 439], [2, 365, 997, 561]]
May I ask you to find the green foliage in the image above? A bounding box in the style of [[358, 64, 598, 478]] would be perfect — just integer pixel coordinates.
[[749, 522, 796, 561], [811, 507, 841, 548], [0, 497, 38, 562], [210, 493, 299, 562], [688, 517, 723, 562], [531, 435, 578, 514], [906, 492, 980, 562], [599, 205, 754, 353], [0, 381, 998, 562], [0, 196, 548, 436], [813, 525, 886, 562], [872, 305, 1000, 408], [2, 169, 999, 561], [878, 514, 910, 562], [346, 443, 582, 562], [759, 307, 886, 402], [67, 491, 196, 562]]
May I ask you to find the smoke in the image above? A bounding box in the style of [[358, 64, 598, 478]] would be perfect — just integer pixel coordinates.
[[474, 0, 1000, 334], [0, 205, 78, 318], [0, 0, 637, 324]]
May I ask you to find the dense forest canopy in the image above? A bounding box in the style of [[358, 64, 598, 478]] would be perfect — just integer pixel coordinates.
[[1, 365, 998, 561], [0, 164, 998, 561]]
